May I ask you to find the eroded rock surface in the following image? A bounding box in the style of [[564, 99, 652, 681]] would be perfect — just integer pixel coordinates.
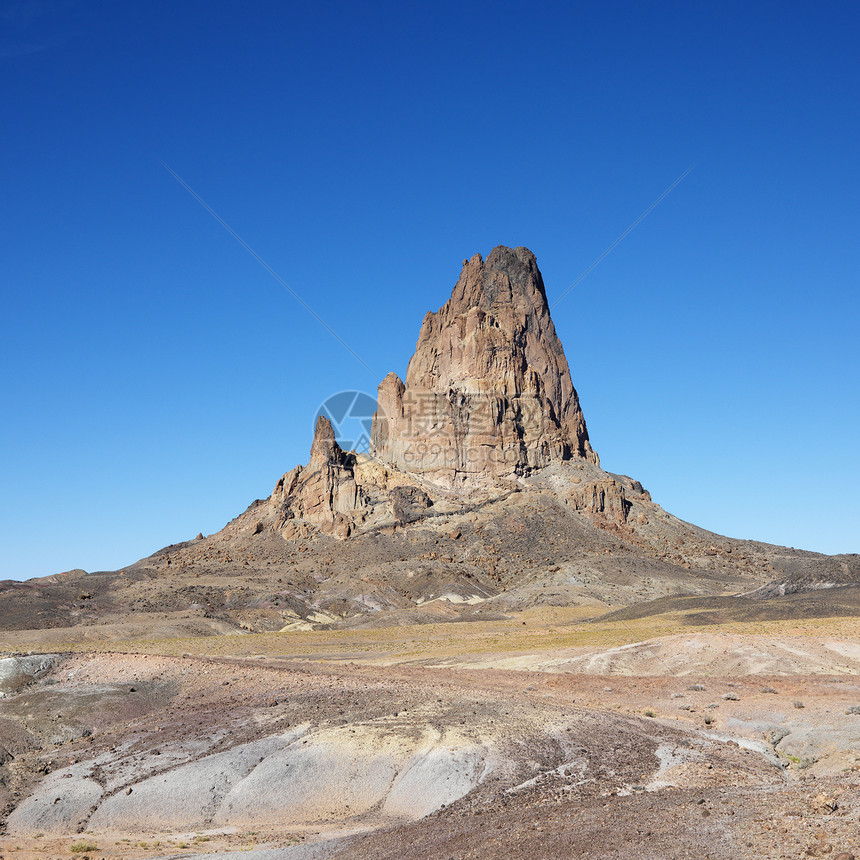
[[0, 652, 796, 847], [1, 246, 854, 639], [371, 246, 598, 485], [249, 247, 613, 545], [269, 416, 370, 539]]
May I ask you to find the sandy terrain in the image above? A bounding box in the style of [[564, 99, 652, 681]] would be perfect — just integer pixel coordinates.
[[0, 609, 858, 860]]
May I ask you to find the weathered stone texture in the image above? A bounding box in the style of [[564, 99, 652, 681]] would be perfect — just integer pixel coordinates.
[[370, 246, 597, 484]]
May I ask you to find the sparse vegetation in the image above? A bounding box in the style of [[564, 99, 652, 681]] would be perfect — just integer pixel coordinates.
[[3, 611, 858, 666], [0, 599, 857, 858], [70, 842, 98, 854]]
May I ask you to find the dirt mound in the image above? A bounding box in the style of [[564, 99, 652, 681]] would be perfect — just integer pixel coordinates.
[[0, 653, 787, 844], [461, 633, 860, 676], [596, 585, 860, 626], [746, 553, 860, 598]]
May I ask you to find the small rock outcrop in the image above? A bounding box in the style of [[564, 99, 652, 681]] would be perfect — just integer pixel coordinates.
[[566, 478, 632, 523], [270, 416, 367, 538], [562, 473, 652, 526], [371, 246, 598, 484]]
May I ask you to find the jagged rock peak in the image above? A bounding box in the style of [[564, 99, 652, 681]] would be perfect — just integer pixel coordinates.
[[309, 415, 343, 466], [265, 416, 367, 539], [371, 246, 598, 484], [447, 247, 548, 318]]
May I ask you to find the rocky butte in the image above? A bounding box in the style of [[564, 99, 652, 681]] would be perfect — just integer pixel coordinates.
[[261, 245, 632, 542], [1, 244, 856, 635]]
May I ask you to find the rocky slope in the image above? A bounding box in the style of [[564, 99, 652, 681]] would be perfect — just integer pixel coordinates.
[[1, 652, 858, 860]]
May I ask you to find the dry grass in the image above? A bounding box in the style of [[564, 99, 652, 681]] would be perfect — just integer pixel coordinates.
[[3, 608, 858, 665]]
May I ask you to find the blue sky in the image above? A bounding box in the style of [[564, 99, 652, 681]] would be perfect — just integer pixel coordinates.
[[2, 0, 858, 579]]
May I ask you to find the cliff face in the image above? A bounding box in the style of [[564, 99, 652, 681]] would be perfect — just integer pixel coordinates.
[[370, 246, 598, 484]]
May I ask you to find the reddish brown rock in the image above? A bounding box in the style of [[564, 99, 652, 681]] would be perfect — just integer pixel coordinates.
[[371, 246, 598, 484], [270, 416, 367, 538], [566, 477, 632, 523], [562, 472, 652, 526]]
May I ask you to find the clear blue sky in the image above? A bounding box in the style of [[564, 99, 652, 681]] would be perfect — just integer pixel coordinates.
[[2, 1, 858, 579]]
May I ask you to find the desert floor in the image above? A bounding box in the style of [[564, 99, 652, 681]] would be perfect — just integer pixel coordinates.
[[1, 608, 858, 860]]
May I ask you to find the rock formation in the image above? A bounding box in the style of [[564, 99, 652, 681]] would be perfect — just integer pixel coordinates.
[[370, 246, 598, 485], [6, 245, 843, 641], [265, 416, 440, 539], [562, 473, 651, 525], [219, 243, 664, 549], [260, 246, 611, 539], [269, 416, 368, 538]]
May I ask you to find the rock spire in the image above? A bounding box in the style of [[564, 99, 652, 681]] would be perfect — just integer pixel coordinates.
[[370, 246, 598, 484], [270, 416, 366, 538]]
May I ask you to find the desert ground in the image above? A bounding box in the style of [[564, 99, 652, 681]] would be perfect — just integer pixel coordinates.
[[1, 606, 858, 860]]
